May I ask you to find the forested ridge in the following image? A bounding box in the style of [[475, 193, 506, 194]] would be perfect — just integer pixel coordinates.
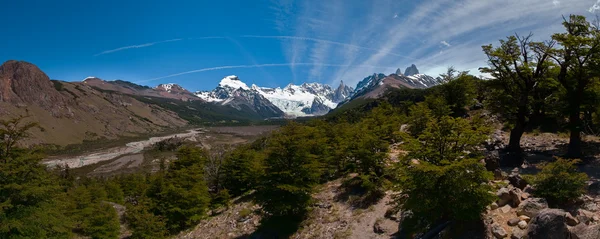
[[2, 14, 600, 238]]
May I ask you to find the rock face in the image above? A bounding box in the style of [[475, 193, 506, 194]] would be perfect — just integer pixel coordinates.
[[517, 198, 549, 218], [0, 60, 67, 113], [404, 64, 420, 76], [527, 209, 569, 239]]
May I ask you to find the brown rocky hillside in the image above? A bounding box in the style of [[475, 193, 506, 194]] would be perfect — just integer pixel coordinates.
[[0, 60, 188, 146]]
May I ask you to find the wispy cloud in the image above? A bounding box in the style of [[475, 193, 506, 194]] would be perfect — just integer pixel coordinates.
[[94, 37, 225, 56], [440, 41, 451, 47], [590, 0, 600, 13], [139, 63, 398, 83]]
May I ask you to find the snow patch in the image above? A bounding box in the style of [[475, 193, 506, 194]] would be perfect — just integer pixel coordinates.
[[219, 75, 249, 90]]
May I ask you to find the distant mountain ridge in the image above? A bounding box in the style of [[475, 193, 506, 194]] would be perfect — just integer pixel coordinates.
[[196, 76, 353, 117]]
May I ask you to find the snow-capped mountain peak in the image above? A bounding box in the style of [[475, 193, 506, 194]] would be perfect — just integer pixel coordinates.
[[156, 83, 177, 92], [218, 75, 249, 90]]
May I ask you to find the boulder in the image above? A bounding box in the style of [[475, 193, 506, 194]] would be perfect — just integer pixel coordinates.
[[373, 220, 385, 234], [492, 222, 508, 238], [527, 209, 569, 239], [500, 204, 512, 214], [511, 228, 527, 239], [485, 150, 501, 171], [508, 218, 520, 226], [494, 169, 505, 180], [498, 187, 512, 207], [588, 181, 600, 196], [510, 188, 522, 207], [508, 174, 528, 190], [569, 224, 600, 239], [517, 198, 548, 218], [491, 202, 499, 210]]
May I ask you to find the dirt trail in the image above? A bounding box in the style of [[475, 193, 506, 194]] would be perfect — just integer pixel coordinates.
[[43, 129, 204, 168]]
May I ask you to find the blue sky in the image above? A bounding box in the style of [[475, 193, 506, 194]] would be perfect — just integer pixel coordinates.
[[1, 0, 598, 91]]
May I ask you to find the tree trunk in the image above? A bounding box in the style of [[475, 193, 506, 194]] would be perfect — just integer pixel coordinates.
[[508, 119, 525, 153], [566, 88, 584, 158]]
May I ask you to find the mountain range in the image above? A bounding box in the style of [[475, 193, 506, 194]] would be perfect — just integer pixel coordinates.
[[0, 60, 444, 145]]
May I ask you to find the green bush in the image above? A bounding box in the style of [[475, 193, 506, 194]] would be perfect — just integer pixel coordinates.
[[395, 115, 494, 233], [531, 158, 588, 206]]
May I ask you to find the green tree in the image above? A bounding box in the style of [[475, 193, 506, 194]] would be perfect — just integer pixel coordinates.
[[530, 158, 588, 206], [395, 115, 494, 233], [481, 34, 554, 158], [550, 15, 600, 158], [152, 146, 211, 233], [125, 198, 168, 239], [0, 116, 73, 238], [221, 145, 265, 196], [255, 123, 323, 217]]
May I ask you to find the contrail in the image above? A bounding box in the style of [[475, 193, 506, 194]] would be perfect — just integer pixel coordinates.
[[94, 37, 225, 56], [138, 63, 396, 83]]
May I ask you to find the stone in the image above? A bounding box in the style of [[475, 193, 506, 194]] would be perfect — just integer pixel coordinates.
[[569, 224, 600, 239], [498, 187, 512, 207], [588, 181, 600, 196], [517, 198, 548, 218], [508, 218, 521, 226], [485, 150, 501, 171], [523, 185, 535, 194], [511, 228, 527, 239], [494, 169, 505, 180], [521, 192, 530, 200], [576, 209, 594, 225], [491, 202, 499, 210], [593, 215, 599, 222], [583, 202, 599, 212], [373, 220, 385, 234], [500, 204, 512, 214], [566, 212, 580, 226], [527, 209, 569, 239], [510, 188, 522, 207], [519, 215, 531, 222], [508, 174, 528, 190], [518, 220, 527, 229], [492, 222, 508, 238]]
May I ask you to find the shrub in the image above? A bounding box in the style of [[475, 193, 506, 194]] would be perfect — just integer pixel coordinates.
[[395, 115, 494, 233], [531, 158, 588, 206]]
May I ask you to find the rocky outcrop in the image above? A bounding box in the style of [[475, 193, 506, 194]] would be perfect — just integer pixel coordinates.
[[517, 198, 549, 218], [0, 60, 68, 115]]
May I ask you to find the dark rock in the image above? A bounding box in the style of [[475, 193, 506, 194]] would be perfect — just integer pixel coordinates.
[[508, 174, 528, 190], [527, 209, 569, 239], [403, 64, 419, 76], [588, 181, 600, 196], [500, 151, 525, 167], [494, 169, 505, 180], [517, 198, 549, 218], [485, 150, 501, 171]]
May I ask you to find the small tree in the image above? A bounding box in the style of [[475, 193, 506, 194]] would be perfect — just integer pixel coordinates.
[[395, 115, 494, 233], [255, 123, 323, 217], [530, 158, 588, 206]]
